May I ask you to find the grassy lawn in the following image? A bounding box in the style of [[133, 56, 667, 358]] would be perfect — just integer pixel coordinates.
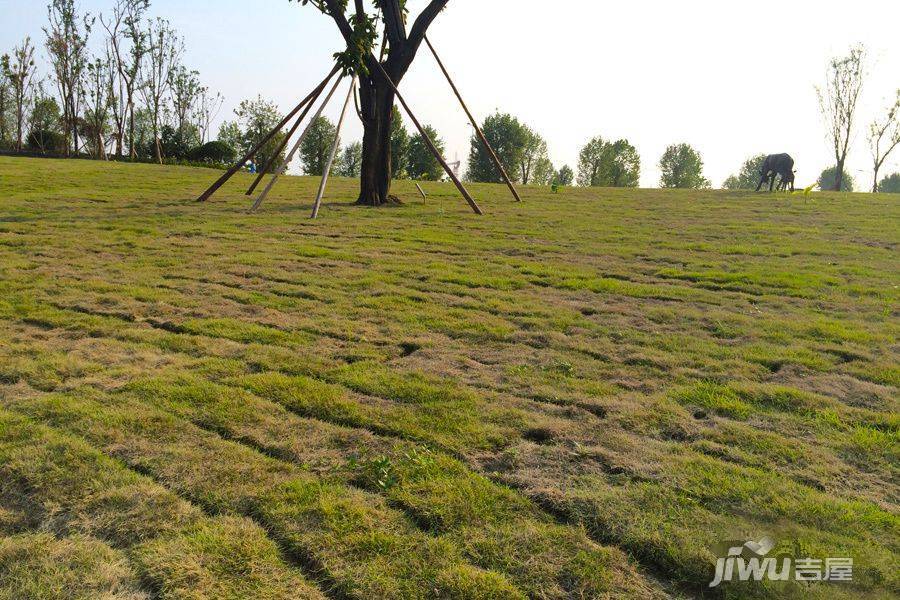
[[0, 155, 896, 599]]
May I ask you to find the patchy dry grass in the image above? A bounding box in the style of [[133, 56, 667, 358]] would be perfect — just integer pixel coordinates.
[[0, 532, 147, 600], [0, 156, 897, 599]]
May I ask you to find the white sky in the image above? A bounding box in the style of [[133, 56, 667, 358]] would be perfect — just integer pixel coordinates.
[[2, 0, 899, 188]]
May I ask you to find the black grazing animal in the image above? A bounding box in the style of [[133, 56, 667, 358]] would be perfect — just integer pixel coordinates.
[[756, 154, 795, 192], [776, 171, 795, 192]]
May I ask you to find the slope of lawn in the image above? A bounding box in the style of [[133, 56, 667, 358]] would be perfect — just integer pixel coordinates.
[[0, 156, 896, 599]]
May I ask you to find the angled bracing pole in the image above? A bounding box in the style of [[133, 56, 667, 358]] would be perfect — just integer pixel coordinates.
[[247, 67, 339, 195], [251, 75, 345, 212], [371, 57, 483, 215], [425, 36, 522, 203], [196, 64, 340, 203], [312, 76, 357, 219]]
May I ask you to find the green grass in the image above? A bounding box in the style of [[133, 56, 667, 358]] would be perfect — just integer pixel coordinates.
[[0, 156, 897, 599], [0, 409, 323, 600], [0, 532, 147, 600]]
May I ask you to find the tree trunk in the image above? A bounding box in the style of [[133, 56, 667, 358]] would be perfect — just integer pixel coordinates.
[[357, 74, 396, 206], [0, 89, 7, 143], [153, 116, 163, 164], [834, 157, 845, 191], [70, 96, 80, 158], [113, 101, 124, 159], [15, 108, 24, 153], [62, 98, 71, 157], [128, 101, 136, 160], [324, 0, 450, 205]]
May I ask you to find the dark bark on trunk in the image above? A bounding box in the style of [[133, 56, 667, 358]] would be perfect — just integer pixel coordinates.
[[15, 108, 24, 153], [70, 94, 79, 158], [835, 157, 845, 191], [323, 0, 449, 205], [0, 89, 7, 142], [128, 102, 136, 160], [112, 106, 124, 159], [357, 74, 396, 205], [152, 105, 162, 164]]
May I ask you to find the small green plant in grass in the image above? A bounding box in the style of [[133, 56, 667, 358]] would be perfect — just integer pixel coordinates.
[[352, 448, 437, 491], [793, 183, 817, 197], [671, 381, 752, 419], [544, 360, 575, 377], [357, 455, 401, 491]]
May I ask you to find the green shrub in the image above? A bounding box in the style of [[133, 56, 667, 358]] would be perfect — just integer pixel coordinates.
[[27, 130, 67, 155], [190, 141, 236, 165], [818, 166, 854, 192], [878, 173, 900, 193]]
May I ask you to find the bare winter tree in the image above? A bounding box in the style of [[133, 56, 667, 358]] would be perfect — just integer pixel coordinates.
[[193, 87, 224, 144], [45, 0, 94, 156], [816, 45, 865, 192], [101, 0, 150, 159], [1, 37, 38, 152], [139, 17, 182, 163], [296, 0, 454, 205], [868, 91, 900, 193]]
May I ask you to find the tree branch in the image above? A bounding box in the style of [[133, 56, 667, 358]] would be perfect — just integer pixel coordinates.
[[408, 0, 449, 49], [383, 0, 406, 46], [322, 0, 353, 42]]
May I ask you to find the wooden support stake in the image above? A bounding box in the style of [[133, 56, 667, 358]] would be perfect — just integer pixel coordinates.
[[247, 68, 338, 195], [196, 64, 340, 202], [371, 58, 483, 215], [415, 183, 427, 203], [312, 77, 357, 219], [251, 75, 345, 212], [425, 36, 522, 203]]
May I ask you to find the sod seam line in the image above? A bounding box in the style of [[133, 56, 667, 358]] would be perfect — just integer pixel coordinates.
[[1, 388, 528, 598], [0, 402, 414, 600], [0, 409, 329, 600]]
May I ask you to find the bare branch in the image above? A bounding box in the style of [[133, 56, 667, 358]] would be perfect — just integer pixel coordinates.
[[868, 90, 900, 192], [408, 0, 449, 50], [816, 45, 866, 191], [321, 0, 354, 42]]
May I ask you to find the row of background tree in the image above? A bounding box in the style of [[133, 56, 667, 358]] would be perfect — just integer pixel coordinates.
[[300, 44, 899, 191], [0, 0, 360, 172], [2, 6, 898, 192], [0, 0, 449, 178], [0, 0, 239, 165], [461, 43, 900, 193], [288, 106, 449, 181], [465, 111, 899, 192], [719, 46, 899, 193]]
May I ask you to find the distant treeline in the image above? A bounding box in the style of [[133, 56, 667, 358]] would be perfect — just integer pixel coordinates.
[[0, 0, 315, 172], [0, 1, 236, 166], [2, 5, 897, 191]]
